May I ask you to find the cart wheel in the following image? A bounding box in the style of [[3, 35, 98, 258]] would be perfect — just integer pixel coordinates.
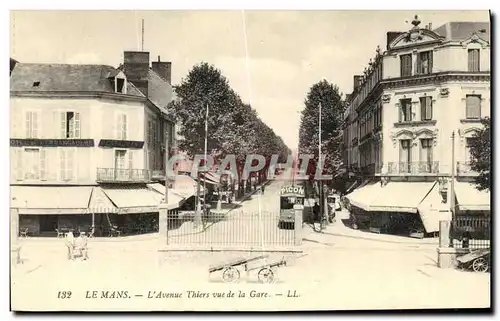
[[222, 267, 240, 283], [472, 257, 489, 273], [257, 267, 275, 284]]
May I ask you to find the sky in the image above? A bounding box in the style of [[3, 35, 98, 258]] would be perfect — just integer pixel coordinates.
[[10, 10, 489, 150]]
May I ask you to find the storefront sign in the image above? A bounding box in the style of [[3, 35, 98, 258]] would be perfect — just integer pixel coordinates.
[[280, 185, 305, 196], [10, 139, 95, 147], [98, 140, 144, 149]]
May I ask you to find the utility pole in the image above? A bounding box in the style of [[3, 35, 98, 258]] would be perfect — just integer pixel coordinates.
[[141, 19, 145, 52], [163, 123, 169, 205], [203, 103, 209, 211]]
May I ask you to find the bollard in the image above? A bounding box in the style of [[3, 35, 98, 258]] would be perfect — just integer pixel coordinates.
[[439, 220, 451, 248]]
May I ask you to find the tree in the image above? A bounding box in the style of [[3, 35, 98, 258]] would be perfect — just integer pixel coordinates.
[[298, 80, 345, 184], [168, 62, 290, 198], [469, 117, 491, 191]]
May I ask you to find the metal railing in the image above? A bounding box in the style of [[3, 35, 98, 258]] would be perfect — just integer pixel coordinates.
[[451, 216, 491, 249], [166, 210, 295, 247], [379, 161, 440, 175], [456, 161, 479, 176], [96, 168, 151, 183]]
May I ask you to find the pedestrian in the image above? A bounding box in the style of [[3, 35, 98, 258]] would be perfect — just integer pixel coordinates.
[[313, 202, 320, 223], [65, 231, 75, 260], [261, 185, 265, 195]]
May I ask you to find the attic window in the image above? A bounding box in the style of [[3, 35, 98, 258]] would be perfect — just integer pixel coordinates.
[[33, 81, 40, 87], [116, 78, 125, 93]]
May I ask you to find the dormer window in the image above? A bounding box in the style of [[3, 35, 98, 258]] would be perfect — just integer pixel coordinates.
[[33, 81, 40, 87], [115, 77, 126, 94]]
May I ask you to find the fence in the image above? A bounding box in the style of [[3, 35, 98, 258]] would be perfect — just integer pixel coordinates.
[[450, 216, 491, 249], [166, 210, 295, 247]]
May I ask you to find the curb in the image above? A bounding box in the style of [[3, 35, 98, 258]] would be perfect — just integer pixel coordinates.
[[310, 229, 439, 246]]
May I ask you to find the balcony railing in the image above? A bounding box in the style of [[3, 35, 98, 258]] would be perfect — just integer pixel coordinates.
[[456, 161, 479, 176], [96, 168, 151, 183], [376, 161, 440, 175]]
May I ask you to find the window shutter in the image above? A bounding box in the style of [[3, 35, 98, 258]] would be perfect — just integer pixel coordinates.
[[40, 149, 47, 180], [14, 149, 23, 181], [60, 112, 67, 139], [428, 51, 433, 73], [53, 111, 60, 138], [420, 98, 425, 121], [128, 150, 133, 169], [60, 149, 66, 181], [415, 53, 421, 75], [67, 149, 75, 181], [25, 112, 31, 138], [31, 112, 39, 138], [426, 98, 433, 120], [122, 114, 128, 140], [398, 104, 402, 122], [428, 141, 433, 163], [74, 112, 81, 138]]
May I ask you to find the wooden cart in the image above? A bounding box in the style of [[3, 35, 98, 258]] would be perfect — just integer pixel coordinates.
[[456, 248, 490, 273], [209, 255, 288, 283]]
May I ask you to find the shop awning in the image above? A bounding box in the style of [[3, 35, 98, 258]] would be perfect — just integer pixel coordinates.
[[198, 172, 220, 185], [454, 181, 490, 211], [87, 187, 118, 214], [10, 186, 93, 215], [147, 183, 186, 208], [368, 181, 436, 213], [100, 185, 163, 214], [417, 182, 451, 233], [172, 174, 205, 197], [345, 180, 361, 194], [346, 181, 436, 213]]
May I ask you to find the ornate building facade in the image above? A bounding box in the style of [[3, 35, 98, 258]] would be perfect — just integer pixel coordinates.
[[342, 17, 491, 237]]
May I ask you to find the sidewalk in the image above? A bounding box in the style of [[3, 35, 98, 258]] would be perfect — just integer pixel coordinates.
[[303, 210, 439, 246]]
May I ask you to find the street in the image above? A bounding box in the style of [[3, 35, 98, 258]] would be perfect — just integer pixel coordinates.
[[11, 175, 491, 311]]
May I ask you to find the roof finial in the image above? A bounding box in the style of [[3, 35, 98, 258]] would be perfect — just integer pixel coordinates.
[[411, 15, 421, 29], [376, 45, 381, 56]]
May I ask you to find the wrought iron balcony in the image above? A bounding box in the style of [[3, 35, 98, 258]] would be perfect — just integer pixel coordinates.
[[456, 161, 479, 176], [378, 161, 440, 175], [96, 168, 151, 183]]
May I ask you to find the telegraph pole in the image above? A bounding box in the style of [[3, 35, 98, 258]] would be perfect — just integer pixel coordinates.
[[450, 131, 456, 218], [164, 124, 169, 205]]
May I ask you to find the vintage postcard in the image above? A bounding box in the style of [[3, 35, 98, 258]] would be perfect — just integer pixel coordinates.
[[9, 10, 491, 312]]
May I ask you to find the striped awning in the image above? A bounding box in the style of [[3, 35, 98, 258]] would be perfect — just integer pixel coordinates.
[[87, 187, 118, 214], [10, 186, 93, 215]]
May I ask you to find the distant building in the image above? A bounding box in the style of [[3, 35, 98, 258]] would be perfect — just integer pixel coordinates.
[[342, 18, 491, 236], [9, 51, 189, 236]]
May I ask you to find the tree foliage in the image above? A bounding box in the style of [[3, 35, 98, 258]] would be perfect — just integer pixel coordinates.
[[298, 80, 345, 180], [167, 62, 290, 181], [469, 117, 491, 191]]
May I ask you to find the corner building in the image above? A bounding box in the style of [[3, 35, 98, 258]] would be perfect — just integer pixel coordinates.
[[343, 18, 491, 237]]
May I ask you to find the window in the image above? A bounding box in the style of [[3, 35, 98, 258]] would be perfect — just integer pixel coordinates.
[[24, 148, 46, 180], [400, 54, 412, 77], [399, 139, 412, 173], [60, 111, 81, 138], [417, 51, 433, 74], [25, 111, 38, 138], [466, 95, 481, 119], [60, 149, 75, 181], [466, 137, 478, 162], [117, 114, 128, 140], [420, 139, 433, 172], [116, 78, 125, 93], [399, 99, 413, 122], [468, 49, 480, 72], [280, 197, 303, 210], [420, 96, 433, 121]]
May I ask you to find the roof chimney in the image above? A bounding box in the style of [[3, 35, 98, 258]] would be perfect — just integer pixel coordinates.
[[151, 56, 172, 84], [123, 51, 150, 97], [428, 22, 432, 30]]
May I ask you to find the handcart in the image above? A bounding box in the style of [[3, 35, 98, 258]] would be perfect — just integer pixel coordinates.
[[246, 256, 287, 284], [208, 255, 269, 283], [456, 248, 490, 273]]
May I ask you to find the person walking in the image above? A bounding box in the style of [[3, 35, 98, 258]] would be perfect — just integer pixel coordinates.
[[65, 231, 75, 260], [261, 185, 265, 195]]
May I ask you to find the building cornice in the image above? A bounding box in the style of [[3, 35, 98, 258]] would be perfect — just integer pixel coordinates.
[[382, 71, 490, 90], [10, 90, 147, 102]]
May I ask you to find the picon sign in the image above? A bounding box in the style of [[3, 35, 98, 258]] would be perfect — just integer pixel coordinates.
[[280, 185, 305, 196]]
